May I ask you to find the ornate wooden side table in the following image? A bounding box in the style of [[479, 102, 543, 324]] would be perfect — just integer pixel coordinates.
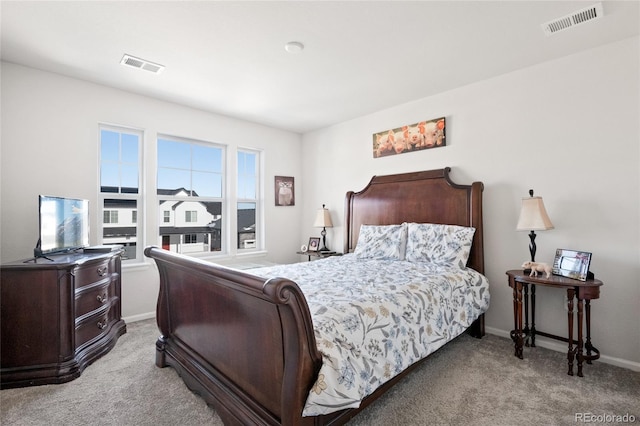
[[506, 269, 603, 377]]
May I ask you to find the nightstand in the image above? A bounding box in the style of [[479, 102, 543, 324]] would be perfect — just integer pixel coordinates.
[[506, 269, 603, 377], [296, 251, 342, 261]]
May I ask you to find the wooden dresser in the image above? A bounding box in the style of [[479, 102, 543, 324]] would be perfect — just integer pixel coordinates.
[[1, 250, 126, 388]]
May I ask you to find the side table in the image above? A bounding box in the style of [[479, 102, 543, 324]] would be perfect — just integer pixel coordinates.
[[296, 251, 342, 261], [506, 269, 603, 377]]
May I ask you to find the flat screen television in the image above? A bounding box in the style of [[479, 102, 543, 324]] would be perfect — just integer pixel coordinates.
[[37, 195, 90, 255]]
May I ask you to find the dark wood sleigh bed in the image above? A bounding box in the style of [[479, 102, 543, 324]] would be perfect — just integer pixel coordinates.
[[144, 167, 485, 425]]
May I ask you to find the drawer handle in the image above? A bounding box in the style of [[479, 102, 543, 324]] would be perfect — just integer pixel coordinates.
[[97, 320, 108, 330], [97, 266, 108, 277], [96, 294, 107, 303]]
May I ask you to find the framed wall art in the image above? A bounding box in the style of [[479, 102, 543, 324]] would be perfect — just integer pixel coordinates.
[[275, 176, 295, 206], [552, 248, 592, 281], [373, 116, 446, 158]]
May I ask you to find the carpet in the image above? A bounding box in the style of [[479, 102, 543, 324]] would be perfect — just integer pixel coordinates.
[[2, 319, 638, 425]]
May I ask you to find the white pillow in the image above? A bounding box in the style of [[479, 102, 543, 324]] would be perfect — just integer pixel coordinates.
[[354, 224, 407, 260], [405, 223, 475, 268]]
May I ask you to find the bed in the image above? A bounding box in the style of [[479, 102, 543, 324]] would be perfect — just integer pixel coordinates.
[[144, 167, 488, 425]]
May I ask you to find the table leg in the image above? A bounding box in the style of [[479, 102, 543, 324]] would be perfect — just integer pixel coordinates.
[[566, 288, 575, 376], [510, 279, 524, 359], [585, 299, 593, 363], [530, 284, 536, 348], [577, 297, 585, 377], [524, 283, 530, 347]]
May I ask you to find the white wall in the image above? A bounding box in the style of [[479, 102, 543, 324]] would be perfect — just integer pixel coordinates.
[[0, 62, 303, 319], [301, 36, 640, 368]]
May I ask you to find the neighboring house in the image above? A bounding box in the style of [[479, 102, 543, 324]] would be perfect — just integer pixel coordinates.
[[102, 187, 256, 256], [237, 209, 257, 249], [157, 188, 221, 254], [158, 188, 255, 254], [102, 198, 137, 260]]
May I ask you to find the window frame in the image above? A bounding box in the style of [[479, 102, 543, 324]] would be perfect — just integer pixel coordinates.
[[99, 126, 265, 262], [156, 134, 226, 256], [103, 210, 119, 224], [98, 124, 144, 263], [236, 148, 262, 252]]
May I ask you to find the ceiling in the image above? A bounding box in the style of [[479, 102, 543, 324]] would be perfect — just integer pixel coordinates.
[[1, 1, 638, 134]]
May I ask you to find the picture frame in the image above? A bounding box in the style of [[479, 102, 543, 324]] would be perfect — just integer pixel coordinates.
[[307, 237, 320, 252], [552, 248, 592, 281], [275, 176, 295, 206], [372, 116, 446, 158]]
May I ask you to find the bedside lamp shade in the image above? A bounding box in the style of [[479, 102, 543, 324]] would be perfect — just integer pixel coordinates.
[[313, 205, 333, 228], [517, 197, 554, 231], [517, 190, 553, 263], [314, 204, 333, 252]]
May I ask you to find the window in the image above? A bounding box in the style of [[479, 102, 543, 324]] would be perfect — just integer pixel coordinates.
[[100, 126, 262, 260], [185, 211, 197, 223], [237, 150, 259, 250], [157, 136, 224, 255], [99, 125, 142, 261], [103, 210, 119, 224]]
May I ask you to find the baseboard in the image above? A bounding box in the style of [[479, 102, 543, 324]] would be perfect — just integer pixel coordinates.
[[123, 311, 156, 323], [485, 326, 640, 372]]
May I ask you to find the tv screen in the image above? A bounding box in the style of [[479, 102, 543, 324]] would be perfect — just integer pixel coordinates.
[[39, 195, 90, 255]]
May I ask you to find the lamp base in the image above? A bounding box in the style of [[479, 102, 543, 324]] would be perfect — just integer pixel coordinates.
[[319, 227, 329, 253]]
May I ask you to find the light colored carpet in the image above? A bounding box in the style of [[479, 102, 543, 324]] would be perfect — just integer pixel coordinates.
[[2, 319, 638, 425]]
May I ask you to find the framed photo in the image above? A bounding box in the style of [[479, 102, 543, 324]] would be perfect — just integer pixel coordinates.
[[552, 249, 592, 281], [307, 237, 320, 252], [275, 176, 295, 206], [372, 116, 445, 158]]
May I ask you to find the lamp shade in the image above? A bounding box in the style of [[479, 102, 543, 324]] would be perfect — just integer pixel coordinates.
[[313, 205, 333, 228], [516, 196, 554, 231]]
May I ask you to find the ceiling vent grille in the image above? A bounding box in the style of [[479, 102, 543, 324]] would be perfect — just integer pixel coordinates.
[[120, 54, 165, 74], [541, 3, 603, 36]]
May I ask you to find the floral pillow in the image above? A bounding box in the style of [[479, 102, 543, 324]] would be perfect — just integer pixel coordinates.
[[405, 223, 475, 268], [354, 224, 407, 260]]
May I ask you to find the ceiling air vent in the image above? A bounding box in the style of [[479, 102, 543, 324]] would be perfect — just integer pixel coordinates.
[[120, 54, 165, 74], [541, 3, 603, 36]]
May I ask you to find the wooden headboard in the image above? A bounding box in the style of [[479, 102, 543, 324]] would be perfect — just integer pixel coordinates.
[[343, 167, 485, 274]]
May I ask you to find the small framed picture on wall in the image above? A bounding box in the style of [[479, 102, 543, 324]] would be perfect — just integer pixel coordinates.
[[275, 176, 295, 206]]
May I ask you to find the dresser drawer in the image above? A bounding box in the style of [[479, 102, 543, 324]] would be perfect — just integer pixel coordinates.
[[74, 259, 114, 289], [75, 281, 113, 318], [75, 307, 115, 350]]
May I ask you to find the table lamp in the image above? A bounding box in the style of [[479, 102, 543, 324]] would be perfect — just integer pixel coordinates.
[[516, 189, 554, 263], [313, 204, 333, 252]]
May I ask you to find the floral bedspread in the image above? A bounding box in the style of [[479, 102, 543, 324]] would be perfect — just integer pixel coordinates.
[[251, 254, 490, 416]]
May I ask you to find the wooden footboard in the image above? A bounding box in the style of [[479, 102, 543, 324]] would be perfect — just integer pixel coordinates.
[[145, 246, 323, 425], [145, 246, 485, 426]]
